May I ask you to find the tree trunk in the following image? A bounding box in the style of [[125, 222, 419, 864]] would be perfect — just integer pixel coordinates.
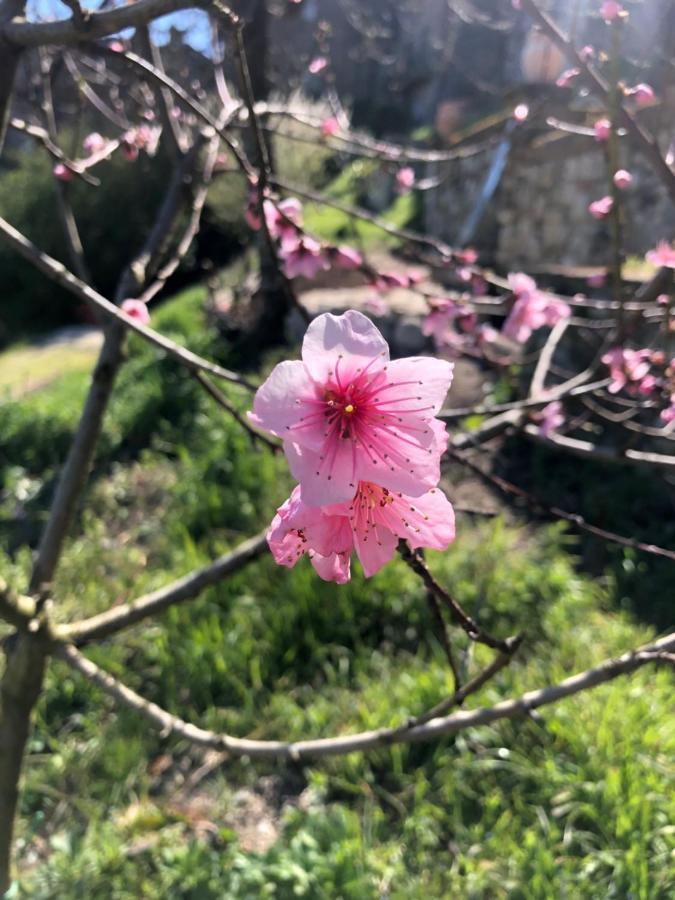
[[0, 634, 48, 894]]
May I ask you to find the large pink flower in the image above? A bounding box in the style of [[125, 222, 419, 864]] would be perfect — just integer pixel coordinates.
[[502, 274, 570, 343], [268, 481, 455, 581], [250, 310, 454, 505]]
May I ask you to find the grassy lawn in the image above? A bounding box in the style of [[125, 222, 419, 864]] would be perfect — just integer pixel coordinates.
[[0, 285, 672, 899]]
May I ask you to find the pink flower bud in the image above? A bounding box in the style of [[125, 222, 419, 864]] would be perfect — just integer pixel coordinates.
[[587, 271, 607, 288], [613, 169, 632, 190], [82, 132, 106, 155], [556, 68, 580, 88], [513, 103, 529, 123], [333, 245, 363, 269], [395, 167, 415, 194], [626, 83, 656, 107], [589, 196, 614, 219], [121, 299, 150, 325], [579, 45, 595, 62], [108, 40, 125, 53], [594, 117, 612, 142], [320, 117, 340, 137], [53, 163, 73, 182], [308, 56, 328, 74], [600, 1, 624, 23]]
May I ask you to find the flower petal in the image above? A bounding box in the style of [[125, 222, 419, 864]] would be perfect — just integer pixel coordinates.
[[249, 360, 323, 448], [377, 357, 454, 416], [302, 310, 389, 384], [352, 524, 398, 577], [285, 440, 359, 506], [310, 551, 351, 583]]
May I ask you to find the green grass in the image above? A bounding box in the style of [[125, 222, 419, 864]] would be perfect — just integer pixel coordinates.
[[0, 285, 672, 899]]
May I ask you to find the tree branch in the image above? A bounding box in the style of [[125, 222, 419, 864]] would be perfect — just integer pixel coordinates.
[[4, 0, 195, 48], [55, 632, 675, 760], [64, 530, 269, 645], [0, 215, 254, 389]]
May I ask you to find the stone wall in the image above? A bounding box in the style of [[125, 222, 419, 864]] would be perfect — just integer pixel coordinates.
[[425, 123, 675, 268]]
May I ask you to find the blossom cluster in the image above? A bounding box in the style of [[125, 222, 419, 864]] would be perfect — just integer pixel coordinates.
[[421, 271, 570, 358], [250, 310, 456, 582], [602, 346, 675, 424]]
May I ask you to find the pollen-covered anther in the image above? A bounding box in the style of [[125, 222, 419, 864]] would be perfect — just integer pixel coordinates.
[[344, 404, 355, 414]]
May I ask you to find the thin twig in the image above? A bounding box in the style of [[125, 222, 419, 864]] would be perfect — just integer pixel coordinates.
[[447, 447, 675, 563]]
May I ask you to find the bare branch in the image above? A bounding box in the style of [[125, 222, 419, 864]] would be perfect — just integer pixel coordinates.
[[55, 632, 675, 760], [0, 215, 254, 390], [397, 542, 519, 653], [4, 0, 196, 48], [64, 530, 269, 645], [447, 447, 675, 563]]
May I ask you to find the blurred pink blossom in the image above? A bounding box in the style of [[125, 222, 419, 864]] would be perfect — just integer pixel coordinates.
[[593, 117, 611, 142], [613, 169, 632, 190], [646, 241, 675, 269], [82, 132, 106, 155], [602, 347, 654, 394], [513, 103, 529, 122], [556, 68, 580, 88], [332, 245, 363, 269], [600, 1, 624, 22], [308, 56, 328, 74], [626, 83, 656, 106], [121, 299, 150, 325], [395, 166, 415, 194], [589, 196, 613, 218], [52, 163, 73, 182], [279, 235, 329, 280], [535, 401, 565, 437], [502, 273, 570, 343], [321, 116, 340, 137], [587, 271, 607, 288]]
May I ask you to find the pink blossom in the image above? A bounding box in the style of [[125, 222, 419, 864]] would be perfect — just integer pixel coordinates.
[[396, 167, 415, 194], [657, 294, 669, 305], [121, 299, 150, 325], [279, 235, 329, 280], [511, 0, 522, 8], [556, 68, 580, 88], [502, 273, 571, 343], [120, 137, 139, 162], [579, 45, 595, 62], [308, 56, 328, 74], [108, 40, 125, 53], [602, 347, 652, 394], [626, 83, 655, 106], [513, 103, 529, 123], [646, 241, 675, 269], [53, 163, 73, 182], [266, 197, 303, 241], [593, 117, 612, 142], [457, 248, 478, 265], [535, 401, 565, 437], [422, 299, 477, 355], [600, 1, 624, 22], [268, 481, 455, 581], [332, 245, 363, 270], [613, 169, 632, 190], [660, 401, 675, 425], [321, 117, 340, 137], [363, 295, 389, 317], [587, 271, 607, 288], [589, 196, 614, 219], [373, 271, 410, 292], [83, 132, 106, 155], [250, 310, 454, 505]]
